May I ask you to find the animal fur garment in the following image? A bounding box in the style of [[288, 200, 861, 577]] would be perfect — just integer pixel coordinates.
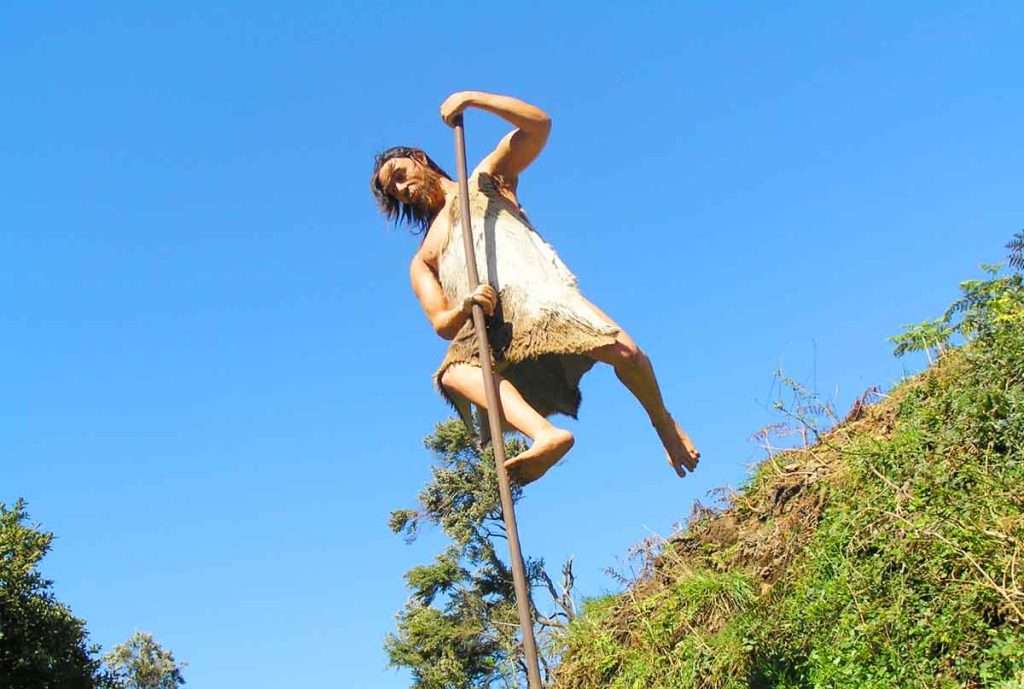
[[434, 172, 618, 444]]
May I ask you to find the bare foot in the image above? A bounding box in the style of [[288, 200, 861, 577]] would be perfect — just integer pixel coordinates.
[[505, 428, 575, 486], [655, 416, 700, 478]]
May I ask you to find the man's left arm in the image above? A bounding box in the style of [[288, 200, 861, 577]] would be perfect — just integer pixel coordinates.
[[440, 91, 551, 182]]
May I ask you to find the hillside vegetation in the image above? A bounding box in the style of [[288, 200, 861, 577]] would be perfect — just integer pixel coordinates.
[[552, 248, 1024, 688]]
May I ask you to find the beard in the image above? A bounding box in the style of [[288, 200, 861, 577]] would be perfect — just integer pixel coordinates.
[[411, 169, 445, 215]]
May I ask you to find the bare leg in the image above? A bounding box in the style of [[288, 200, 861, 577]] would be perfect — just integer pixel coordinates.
[[440, 364, 574, 485], [582, 300, 700, 477]]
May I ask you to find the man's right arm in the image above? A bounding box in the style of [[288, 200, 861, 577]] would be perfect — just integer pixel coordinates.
[[410, 255, 496, 340], [439, 91, 550, 186]]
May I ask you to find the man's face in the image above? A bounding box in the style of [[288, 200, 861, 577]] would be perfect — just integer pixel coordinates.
[[376, 156, 439, 208]]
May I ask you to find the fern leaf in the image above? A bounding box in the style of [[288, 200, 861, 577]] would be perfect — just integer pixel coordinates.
[[1007, 229, 1024, 271]]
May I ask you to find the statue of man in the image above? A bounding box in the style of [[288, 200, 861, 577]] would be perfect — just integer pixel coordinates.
[[371, 91, 700, 485]]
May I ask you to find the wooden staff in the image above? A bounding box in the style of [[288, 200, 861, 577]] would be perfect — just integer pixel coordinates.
[[451, 114, 543, 689]]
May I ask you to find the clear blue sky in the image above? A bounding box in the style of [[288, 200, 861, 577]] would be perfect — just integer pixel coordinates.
[[3, 2, 1021, 687]]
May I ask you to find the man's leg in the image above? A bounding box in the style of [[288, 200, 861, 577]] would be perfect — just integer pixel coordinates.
[[582, 300, 701, 477], [440, 363, 574, 484]]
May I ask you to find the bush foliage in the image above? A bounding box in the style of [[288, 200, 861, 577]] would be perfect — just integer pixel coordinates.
[[386, 423, 575, 688], [553, 239, 1024, 688], [0, 502, 186, 689], [0, 499, 103, 689]]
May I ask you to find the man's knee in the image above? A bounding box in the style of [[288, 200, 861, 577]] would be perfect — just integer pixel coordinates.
[[610, 339, 647, 369]]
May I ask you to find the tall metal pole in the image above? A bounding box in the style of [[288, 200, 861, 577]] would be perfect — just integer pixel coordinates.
[[451, 114, 544, 689]]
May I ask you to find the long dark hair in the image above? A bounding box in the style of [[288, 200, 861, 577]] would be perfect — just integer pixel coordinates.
[[370, 146, 451, 234]]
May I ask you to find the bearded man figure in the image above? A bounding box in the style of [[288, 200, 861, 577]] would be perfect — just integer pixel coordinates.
[[371, 91, 700, 485]]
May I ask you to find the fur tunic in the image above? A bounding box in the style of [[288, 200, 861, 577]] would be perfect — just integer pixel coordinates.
[[434, 172, 618, 440]]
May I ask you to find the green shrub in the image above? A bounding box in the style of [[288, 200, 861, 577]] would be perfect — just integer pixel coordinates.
[[554, 237, 1024, 689]]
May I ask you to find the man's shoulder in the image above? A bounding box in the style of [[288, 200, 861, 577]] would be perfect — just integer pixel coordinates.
[[471, 165, 521, 209]]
